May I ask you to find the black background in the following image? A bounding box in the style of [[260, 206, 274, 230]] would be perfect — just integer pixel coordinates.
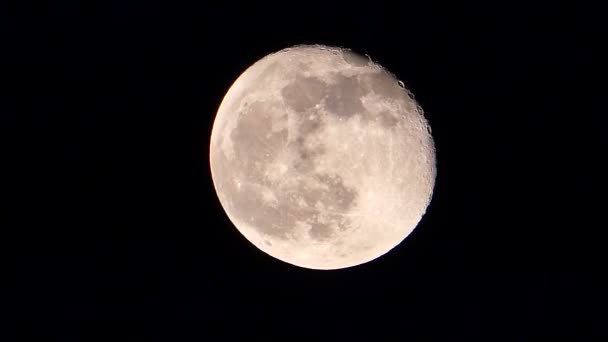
[[3, 1, 606, 340]]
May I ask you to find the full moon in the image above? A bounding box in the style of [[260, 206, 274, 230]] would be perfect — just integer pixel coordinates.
[[209, 45, 436, 270]]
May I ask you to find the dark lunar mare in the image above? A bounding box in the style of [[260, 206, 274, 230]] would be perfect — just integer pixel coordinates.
[[220, 90, 360, 241]]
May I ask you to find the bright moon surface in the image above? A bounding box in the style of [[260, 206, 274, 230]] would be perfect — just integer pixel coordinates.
[[209, 45, 436, 270]]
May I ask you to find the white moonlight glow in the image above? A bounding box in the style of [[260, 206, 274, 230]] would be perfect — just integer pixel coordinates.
[[209, 45, 436, 270]]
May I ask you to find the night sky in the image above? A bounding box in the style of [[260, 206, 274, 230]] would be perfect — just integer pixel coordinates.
[[3, 2, 606, 340]]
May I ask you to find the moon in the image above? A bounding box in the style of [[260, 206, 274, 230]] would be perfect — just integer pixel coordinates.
[[209, 45, 436, 270]]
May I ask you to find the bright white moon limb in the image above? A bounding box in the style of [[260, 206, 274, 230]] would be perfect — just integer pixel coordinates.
[[209, 45, 436, 270]]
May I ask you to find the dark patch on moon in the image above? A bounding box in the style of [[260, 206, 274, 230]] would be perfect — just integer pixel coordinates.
[[230, 100, 287, 180], [297, 113, 323, 140], [314, 173, 358, 212], [308, 220, 334, 240], [378, 110, 399, 128], [324, 74, 366, 118], [281, 75, 328, 112], [342, 50, 369, 67], [291, 109, 326, 173], [355, 108, 401, 129], [292, 145, 325, 174]]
